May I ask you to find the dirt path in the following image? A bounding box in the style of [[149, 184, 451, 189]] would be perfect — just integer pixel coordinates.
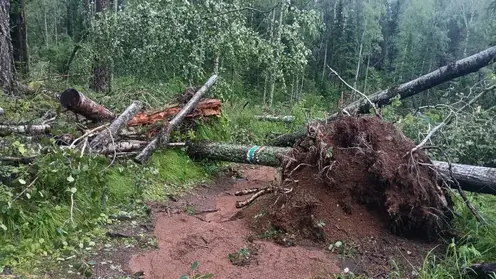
[[128, 166, 341, 279]]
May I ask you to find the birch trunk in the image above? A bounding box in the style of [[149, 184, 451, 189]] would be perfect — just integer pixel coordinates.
[[135, 75, 218, 163], [271, 45, 496, 146], [89, 101, 143, 150]]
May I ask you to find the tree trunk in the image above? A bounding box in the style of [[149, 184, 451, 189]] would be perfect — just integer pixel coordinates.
[[254, 115, 295, 123], [322, 39, 328, 81], [135, 75, 218, 164], [187, 142, 290, 167], [59, 88, 116, 122], [353, 30, 365, 94], [269, 1, 284, 108], [0, 124, 50, 136], [271, 45, 496, 146], [90, 0, 109, 92], [433, 161, 496, 195], [213, 53, 220, 75], [89, 101, 142, 150], [10, 0, 29, 77], [186, 142, 496, 195], [363, 54, 370, 93], [0, 0, 14, 93], [43, 0, 48, 47]]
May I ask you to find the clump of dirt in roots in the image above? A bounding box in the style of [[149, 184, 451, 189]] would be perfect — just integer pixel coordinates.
[[249, 116, 454, 242]]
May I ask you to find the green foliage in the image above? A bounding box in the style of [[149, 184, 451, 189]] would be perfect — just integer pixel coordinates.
[[179, 261, 213, 279], [0, 145, 211, 273], [420, 196, 496, 278]]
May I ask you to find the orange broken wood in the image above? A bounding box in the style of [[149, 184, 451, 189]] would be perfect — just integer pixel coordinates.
[[127, 99, 221, 127]]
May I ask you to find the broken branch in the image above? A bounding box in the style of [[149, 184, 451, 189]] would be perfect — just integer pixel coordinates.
[[135, 75, 218, 164]]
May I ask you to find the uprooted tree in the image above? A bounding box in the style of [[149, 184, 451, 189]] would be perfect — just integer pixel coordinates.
[[272, 45, 496, 147]]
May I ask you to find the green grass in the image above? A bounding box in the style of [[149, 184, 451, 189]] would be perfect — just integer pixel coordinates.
[[420, 195, 496, 279]]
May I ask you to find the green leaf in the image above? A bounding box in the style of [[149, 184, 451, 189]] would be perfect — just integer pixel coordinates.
[[67, 175, 75, 183], [201, 274, 214, 278], [0, 223, 7, 231], [191, 261, 199, 270], [18, 144, 26, 155], [19, 178, 26, 185], [179, 275, 189, 279], [26, 193, 31, 199], [70, 187, 77, 194]]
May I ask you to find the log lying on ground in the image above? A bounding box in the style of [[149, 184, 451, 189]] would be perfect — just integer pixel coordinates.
[[128, 98, 221, 127], [59, 88, 116, 122], [0, 124, 50, 136], [272, 45, 496, 146], [99, 140, 147, 154], [255, 115, 295, 123], [90, 101, 143, 150], [135, 75, 218, 164], [434, 161, 496, 195], [187, 142, 291, 167], [187, 142, 496, 195]]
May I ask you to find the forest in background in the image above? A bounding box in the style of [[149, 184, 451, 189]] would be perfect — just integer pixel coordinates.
[[0, 0, 496, 277], [17, 0, 496, 106]]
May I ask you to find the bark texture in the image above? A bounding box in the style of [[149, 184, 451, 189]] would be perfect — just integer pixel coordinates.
[[272, 45, 496, 146], [10, 0, 28, 77], [90, 0, 109, 92], [134, 75, 218, 163], [433, 161, 496, 195], [254, 115, 295, 123], [128, 98, 221, 127], [0, 0, 14, 92], [59, 88, 116, 122], [187, 142, 290, 167], [90, 101, 142, 150], [0, 124, 50, 136]]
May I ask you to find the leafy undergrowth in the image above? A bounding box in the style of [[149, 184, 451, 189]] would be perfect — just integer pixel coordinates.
[[419, 195, 496, 279], [0, 146, 211, 275]]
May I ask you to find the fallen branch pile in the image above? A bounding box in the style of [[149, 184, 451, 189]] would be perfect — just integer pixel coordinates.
[[0, 75, 220, 163]]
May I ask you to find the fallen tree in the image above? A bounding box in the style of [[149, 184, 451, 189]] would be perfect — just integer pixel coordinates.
[[59, 88, 116, 122], [187, 142, 496, 196], [254, 115, 295, 123], [90, 101, 143, 150], [135, 75, 218, 163], [0, 124, 50, 136], [128, 98, 221, 127], [272, 45, 496, 146]]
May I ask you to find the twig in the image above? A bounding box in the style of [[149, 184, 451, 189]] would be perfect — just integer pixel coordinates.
[[80, 138, 88, 158], [327, 65, 379, 117], [104, 127, 117, 169], [13, 176, 39, 201], [70, 190, 75, 225], [410, 85, 495, 155], [236, 187, 274, 208], [235, 188, 261, 196], [69, 124, 109, 148]]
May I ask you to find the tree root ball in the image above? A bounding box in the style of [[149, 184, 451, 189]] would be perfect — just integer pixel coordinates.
[[265, 116, 454, 241]]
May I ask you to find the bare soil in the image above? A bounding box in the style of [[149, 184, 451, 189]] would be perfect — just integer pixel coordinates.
[[128, 166, 341, 279]]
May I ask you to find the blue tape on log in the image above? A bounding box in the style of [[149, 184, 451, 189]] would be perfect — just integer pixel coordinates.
[[247, 145, 259, 163]]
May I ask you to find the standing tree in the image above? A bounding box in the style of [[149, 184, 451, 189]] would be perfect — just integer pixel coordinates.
[[90, 0, 109, 92], [10, 0, 29, 78], [0, 0, 14, 93]]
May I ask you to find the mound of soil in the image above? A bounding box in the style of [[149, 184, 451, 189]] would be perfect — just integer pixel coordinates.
[[241, 116, 454, 276]]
